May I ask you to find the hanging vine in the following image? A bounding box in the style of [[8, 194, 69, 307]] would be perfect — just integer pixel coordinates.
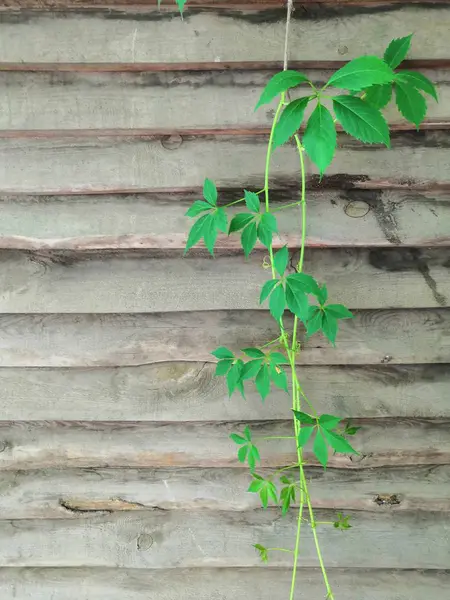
[[182, 2, 437, 598]]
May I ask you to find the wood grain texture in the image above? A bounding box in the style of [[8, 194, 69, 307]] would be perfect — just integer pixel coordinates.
[[0, 509, 448, 568], [2, 465, 450, 518], [0, 309, 448, 367], [0, 6, 448, 63], [0, 418, 449, 470], [0, 70, 447, 131], [0, 567, 449, 600], [0, 132, 449, 193], [1, 363, 448, 421], [1, 190, 449, 249], [0, 249, 449, 313]]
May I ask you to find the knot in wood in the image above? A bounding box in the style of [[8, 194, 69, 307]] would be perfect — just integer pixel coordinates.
[[161, 135, 183, 150], [136, 533, 154, 551]]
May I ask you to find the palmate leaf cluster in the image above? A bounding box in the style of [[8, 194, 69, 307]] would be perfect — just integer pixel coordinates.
[[256, 34, 437, 175]]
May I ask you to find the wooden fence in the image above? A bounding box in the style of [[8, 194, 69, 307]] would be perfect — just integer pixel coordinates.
[[0, 1, 449, 598]]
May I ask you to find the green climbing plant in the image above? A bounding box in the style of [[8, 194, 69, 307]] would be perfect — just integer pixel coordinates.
[[183, 31, 436, 600]]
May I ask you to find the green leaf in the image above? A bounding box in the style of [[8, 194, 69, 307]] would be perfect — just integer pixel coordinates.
[[274, 245, 289, 276], [317, 284, 328, 305], [319, 414, 341, 430], [227, 361, 243, 396], [313, 430, 328, 467], [395, 81, 427, 128], [260, 278, 279, 304], [203, 178, 217, 206], [244, 190, 260, 213], [203, 213, 218, 256], [175, 0, 187, 13], [255, 70, 310, 109], [270, 351, 289, 365], [184, 213, 209, 254], [267, 481, 278, 504], [259, 486, 269, 508], [212, 346, 234, 359], [270, 363, 288, 392], [364, 84, 392, 109], [326, 56, 394, 91], [395, 71, 438, 102], [230, 433, 246, 445], [242, 347, 265, 358], [306, 307, 323, 338], [237, 445, 248, 463], [185, 200, 213, 217], [214, 208, 228, 233], [241, 358, 264, 380], [303, 103, 336, 175], [298, 426, 314, 448], [229, 213, 254, 234], [293, 410, 315, 425], [280, 486, 292, 515], [325, 304, 354, 319], [242, 221, 258, 258], [255, 364, 271, 401], [321, 312, 338, 345], [285, 281, 309, 322], [333, 95, 390, 146], [215, 359, 233, 376], [273, 97, 311, 148], [286, 272, 320, 295], [322, 430, 358, 455], [243, 426, 252, 441], [269, 284, 286, 321], [248, 444, 260, 471], [248, 479, 264, 493], [384, 34, 412, 69], [257, 213, 278, 248], [254, 544, 269, 563]]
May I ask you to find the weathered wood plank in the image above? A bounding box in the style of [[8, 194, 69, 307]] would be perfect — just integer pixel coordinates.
[[0, 418, 449, 470], [2, 465, 450, 518], [0, 364, 448, 421], [0, 70, 447, 131], [0, 6, 448, 63], [1, 190, 449, 249], [0, 310, 447, 367], [0, 250, 448, 313], [0, 132, 449, 193], [1, 567, 449, 600], [0, 509, 448, 568]]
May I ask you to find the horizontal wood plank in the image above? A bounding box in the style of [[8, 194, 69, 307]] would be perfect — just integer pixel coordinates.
[[0, 418, 449, 470], [0, 70, 447, 131], [0, 310, 448, 367], [1, 249, 449, 313], [1, 363, 448, 421], [0, 6, 448, 63], [1, 190, 449, 249], [2, 465, 450, 518], [0, 132, 449, 193], [0, 567, 448, 600], [0, 509, 448, 568]]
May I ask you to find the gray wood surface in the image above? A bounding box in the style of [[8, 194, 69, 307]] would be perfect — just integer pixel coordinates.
[[0, 509, 448, 568], [0, 310, 447, 367], [1, 190, 449, 249], [0, 418, 448, 470], [2, 465, 450, 518], [0, 70, 447, 131], [0, 567, 448, 600], [0, 249, 448, 313], [0, 132, 449, 193], [1, 364, 448, 421], [0, 6, 448, 63]]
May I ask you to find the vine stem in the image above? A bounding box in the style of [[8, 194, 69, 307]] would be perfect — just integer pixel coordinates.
[[262, 2, 334, 599]]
